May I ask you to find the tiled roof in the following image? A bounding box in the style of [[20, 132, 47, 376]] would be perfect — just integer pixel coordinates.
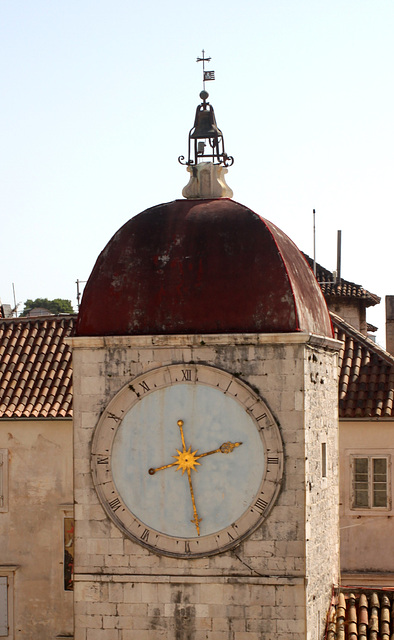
[[327, 589, 394, 639], [0, 315, 75, 419], [1, 309, 393, 422], [303, 254, 380, 307], [331, 312, 394, 418]]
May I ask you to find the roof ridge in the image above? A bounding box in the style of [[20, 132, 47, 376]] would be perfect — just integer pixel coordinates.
[[0, 313, 77, 325], [330, 311, 394, 366], [302, 252, 380, 306]]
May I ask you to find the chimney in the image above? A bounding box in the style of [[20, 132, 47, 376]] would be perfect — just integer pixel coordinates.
[[385, 296, 394, 354], [0, 303, 12, 319]]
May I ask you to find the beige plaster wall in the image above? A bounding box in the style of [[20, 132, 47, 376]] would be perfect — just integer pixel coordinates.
[[71, 333, 339, 640], [339, 418, 394, 576], [328, 302, 366, 335], [0, 419, 73, 639]]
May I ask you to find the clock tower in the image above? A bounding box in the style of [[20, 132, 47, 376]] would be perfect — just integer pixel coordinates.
[[70, 86, 340, 640]]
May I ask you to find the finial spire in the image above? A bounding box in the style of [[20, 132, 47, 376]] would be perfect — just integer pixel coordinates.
[[179, 51, 233, 200], [178, 51, 233, 168]]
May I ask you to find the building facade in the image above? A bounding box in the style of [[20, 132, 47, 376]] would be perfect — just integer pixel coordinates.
[[0, 314, 75, 640]]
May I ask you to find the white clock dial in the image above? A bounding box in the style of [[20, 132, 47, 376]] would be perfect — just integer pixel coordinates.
[[91, 364, 283, 558]]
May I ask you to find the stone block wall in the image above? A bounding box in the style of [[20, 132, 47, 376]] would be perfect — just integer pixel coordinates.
[[304, 345, 340, 639], [74, 576, 306, 640]]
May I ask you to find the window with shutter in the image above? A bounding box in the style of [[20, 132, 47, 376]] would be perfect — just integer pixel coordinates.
[[0, 576, 8, 637], [0, 568, 17, 639]]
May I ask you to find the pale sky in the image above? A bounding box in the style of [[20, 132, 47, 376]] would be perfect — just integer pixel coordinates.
[[1, 1, 393, 345]]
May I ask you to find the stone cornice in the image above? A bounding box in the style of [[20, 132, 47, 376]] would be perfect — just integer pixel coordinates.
[[66, 332, 341, 351]]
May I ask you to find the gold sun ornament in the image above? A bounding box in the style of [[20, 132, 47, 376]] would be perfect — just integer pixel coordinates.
[[173, 446, 201, 474]]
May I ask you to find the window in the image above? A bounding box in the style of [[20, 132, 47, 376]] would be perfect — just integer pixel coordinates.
[[321, 442, 327, 478], [352, 456, 389, 509], [0, 577, 7, 637], [61, 506, 74, 592], [0, 568, 17, 640], [64, 517, 74, 591], [0, 450, 8, 513]]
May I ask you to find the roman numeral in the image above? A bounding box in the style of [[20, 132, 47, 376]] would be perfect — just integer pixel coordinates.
[[267, 457, 279, 464], [256, 412, 267, 422], [227, 531, 235, 541], [139, 381, 150, 393], [253, 497, 268, 514], [140, 528, 150, 542], [97, 456, 109, 465], [182, 369, 192, 381], [107, 412, 122, 423], [109, 497, 122, 512], [184, 541, 191, 553]]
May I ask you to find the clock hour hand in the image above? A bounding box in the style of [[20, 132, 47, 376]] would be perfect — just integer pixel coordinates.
[[196, 441, 242, 460], [148, 441, 242, 474]]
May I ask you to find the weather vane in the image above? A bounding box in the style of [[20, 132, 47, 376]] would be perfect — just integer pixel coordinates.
[[197, 49, 215, 91]]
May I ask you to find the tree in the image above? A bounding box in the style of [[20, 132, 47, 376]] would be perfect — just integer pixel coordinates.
[[21, 298, 75, 316]]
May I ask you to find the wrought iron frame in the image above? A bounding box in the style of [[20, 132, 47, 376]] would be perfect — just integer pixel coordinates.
[[179, 93, 234, 167]]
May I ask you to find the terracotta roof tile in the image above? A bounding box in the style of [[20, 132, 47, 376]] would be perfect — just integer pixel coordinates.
[[327, 589, 394, 639], [331, 312, 394, 418], [303, 254, 380, 307], [0, 315, 75, 419]]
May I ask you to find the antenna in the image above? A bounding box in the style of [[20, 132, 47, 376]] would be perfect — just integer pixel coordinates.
[[11, 283, 20, 317], [12, 283, 17, 310], [336, 231, 342, 284], [312, 209, 316, 276], [76, 279, 87, 310]]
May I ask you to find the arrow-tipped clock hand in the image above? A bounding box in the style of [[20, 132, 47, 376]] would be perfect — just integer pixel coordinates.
[[148, 437, 242, 475], [195, 441, 242, 460]]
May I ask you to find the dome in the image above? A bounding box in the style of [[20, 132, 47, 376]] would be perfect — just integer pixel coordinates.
[[76, 198, 333, 338]]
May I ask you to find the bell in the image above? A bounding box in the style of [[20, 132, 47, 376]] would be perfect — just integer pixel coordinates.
[[190, 105, 223, 140]]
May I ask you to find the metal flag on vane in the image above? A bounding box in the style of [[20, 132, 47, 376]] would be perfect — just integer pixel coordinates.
[[197, 49, 215, 90]]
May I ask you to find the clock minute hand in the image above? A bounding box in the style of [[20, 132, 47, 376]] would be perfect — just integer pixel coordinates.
[[186, 440, 241, 534], [195, 441, 242, 460], [186, 467, 202, 535]]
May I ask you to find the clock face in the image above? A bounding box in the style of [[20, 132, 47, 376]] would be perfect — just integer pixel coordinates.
[[91, 364, 283, 558]]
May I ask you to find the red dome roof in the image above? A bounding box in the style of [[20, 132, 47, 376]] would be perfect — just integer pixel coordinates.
[[76, 198, 333, 338]]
